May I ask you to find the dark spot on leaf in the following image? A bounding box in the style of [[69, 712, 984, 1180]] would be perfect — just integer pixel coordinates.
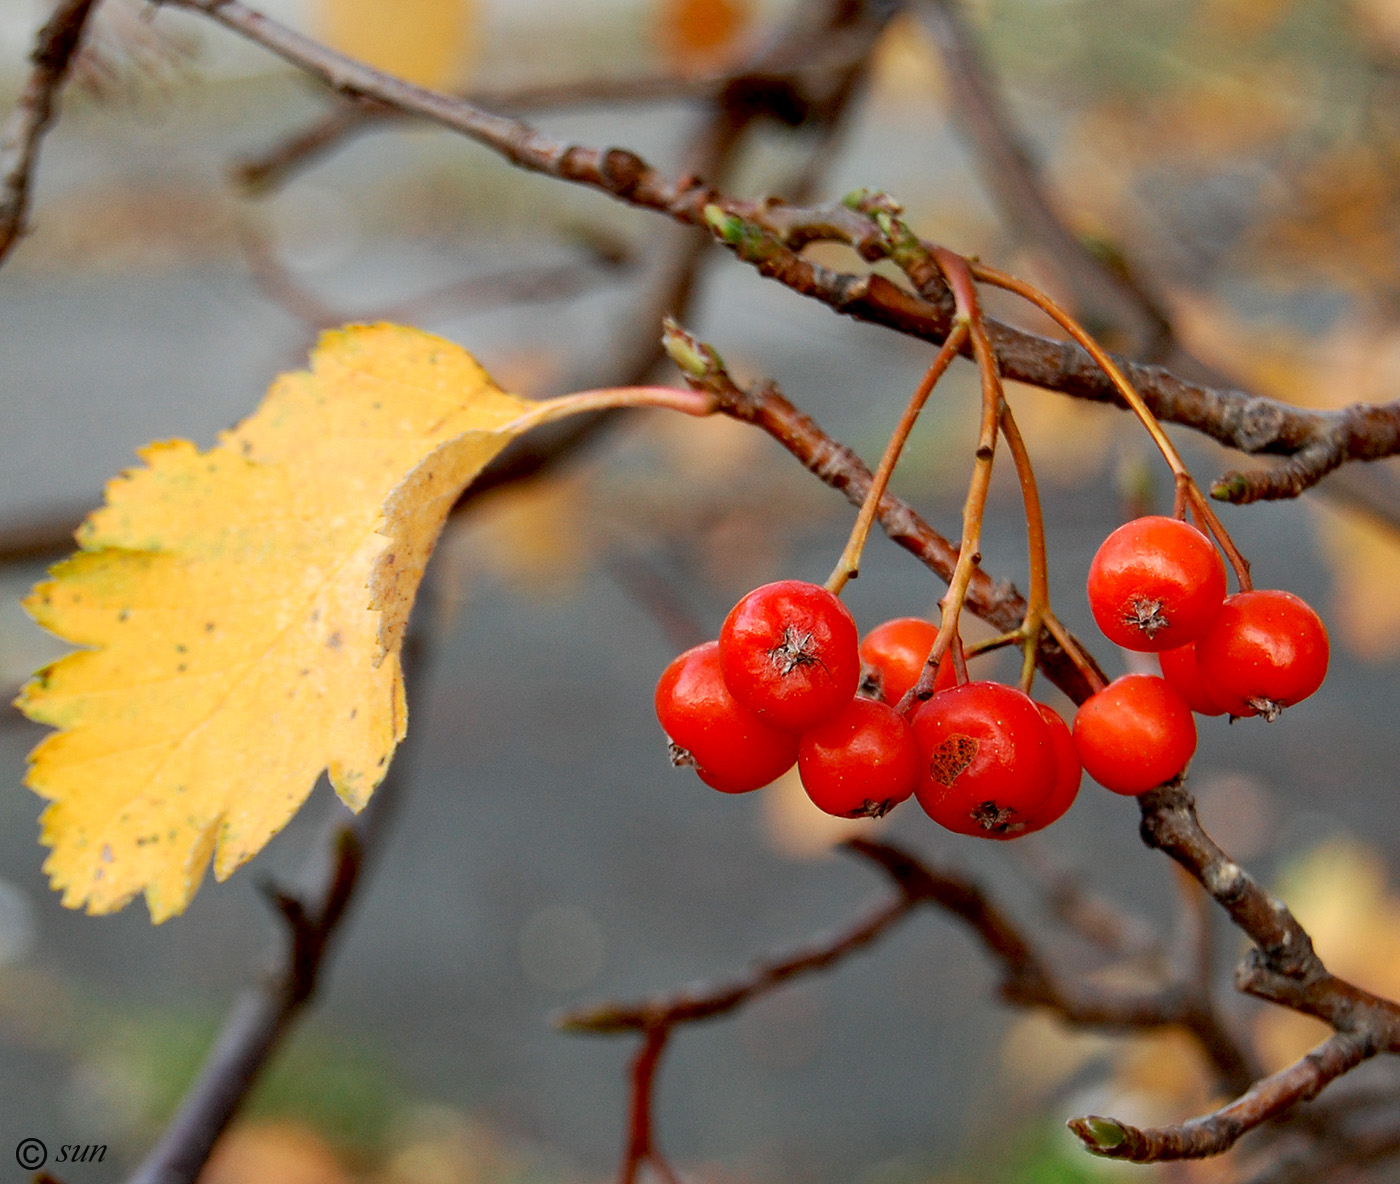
[[326, 631, 343, 649], [349, 708, 357, 719], [176, 664, 187, 673], [175, 644, 187, 654], [205, 621, 216, 632], [100, 844, 114, 863], [118, 609, 130, 622]]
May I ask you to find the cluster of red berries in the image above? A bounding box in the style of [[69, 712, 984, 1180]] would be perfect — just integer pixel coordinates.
[[654, 580, 1081, 838], [655, 515, 1332, 833], [1075, 515, 1330, 795]]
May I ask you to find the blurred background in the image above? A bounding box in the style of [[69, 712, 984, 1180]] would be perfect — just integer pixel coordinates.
[[4, 0, 1400, 1181]]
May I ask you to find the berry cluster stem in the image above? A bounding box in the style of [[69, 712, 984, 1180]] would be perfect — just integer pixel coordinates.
[[996, 399, 1051, 692], [971, 263, 1253, 592], [503, 384, 719, 434], [904, 248, 1000, 702], [825, 324, 970, 596]]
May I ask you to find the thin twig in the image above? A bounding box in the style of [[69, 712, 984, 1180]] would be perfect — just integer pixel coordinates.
[[232, 34, 874, 194], [0, 0, 102, 265], [559, 883, 916, 1035], [1069, 1032, 1373, 1161]]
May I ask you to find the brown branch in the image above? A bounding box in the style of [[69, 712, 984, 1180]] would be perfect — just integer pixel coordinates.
[[1069, 1031, 1373, 1161], [231, 38, 868, 194], [147, 2, 1400, 500], [847, 838, 1260, 1093], [558, 874, 916, 1035], [622, 1028, 680, 1184], [1136, 782, 1400, 1040], [0, 0, 103, 266]]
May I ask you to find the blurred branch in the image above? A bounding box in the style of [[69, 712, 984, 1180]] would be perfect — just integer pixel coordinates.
[[621, 1028, 680, 1184], [912, 0, 1175, 362], [239, 221, 634, 335], [849, 838, 1259, 1093], [1018, 846, 1158, 958], [563, 835, 1262, 1183], [560, 850, 917, 1035], [0, 0, 102, 267], [233, 54, 860, 195], [560, 842, 920, 1184]]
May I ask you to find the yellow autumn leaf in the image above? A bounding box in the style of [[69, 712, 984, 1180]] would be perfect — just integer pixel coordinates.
[[17, 324, 530, 922]]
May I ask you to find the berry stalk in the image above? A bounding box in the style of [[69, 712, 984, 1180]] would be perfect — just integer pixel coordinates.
[[824, 322, 970, 596], [503, 384, 718, 434], [972, 262, 1252, 592], [903, 248, 999, 703]]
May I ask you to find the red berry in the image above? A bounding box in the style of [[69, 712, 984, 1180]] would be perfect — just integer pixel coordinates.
[[858, 616, 958, 706], [1087, 516, 1226, 652], [655, 640, 799, 793], [1158, 641, 1234, 717], [797, 697, 919, 818], [719, 580, 860, 731], [1195, 589, 1329, 720], [1072, 673, 1196, 796], [909, 682, 1054, 837], [1012, 703, 1082, 836]]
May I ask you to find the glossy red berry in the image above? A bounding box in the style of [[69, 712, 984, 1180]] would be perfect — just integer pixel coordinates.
[[1087, 516, 1227, 652], [1072, 673, 1196, 796], [1158, 641, 1234, 717], [909, 682, 1054, 837], [858, 616, 958, 706], [655, 640, 799, 793], [719, 580, 860, 731], [797, 697, 919, 818], [1012, 704, 1082, 836], [1195, 589, 1329, 720]]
